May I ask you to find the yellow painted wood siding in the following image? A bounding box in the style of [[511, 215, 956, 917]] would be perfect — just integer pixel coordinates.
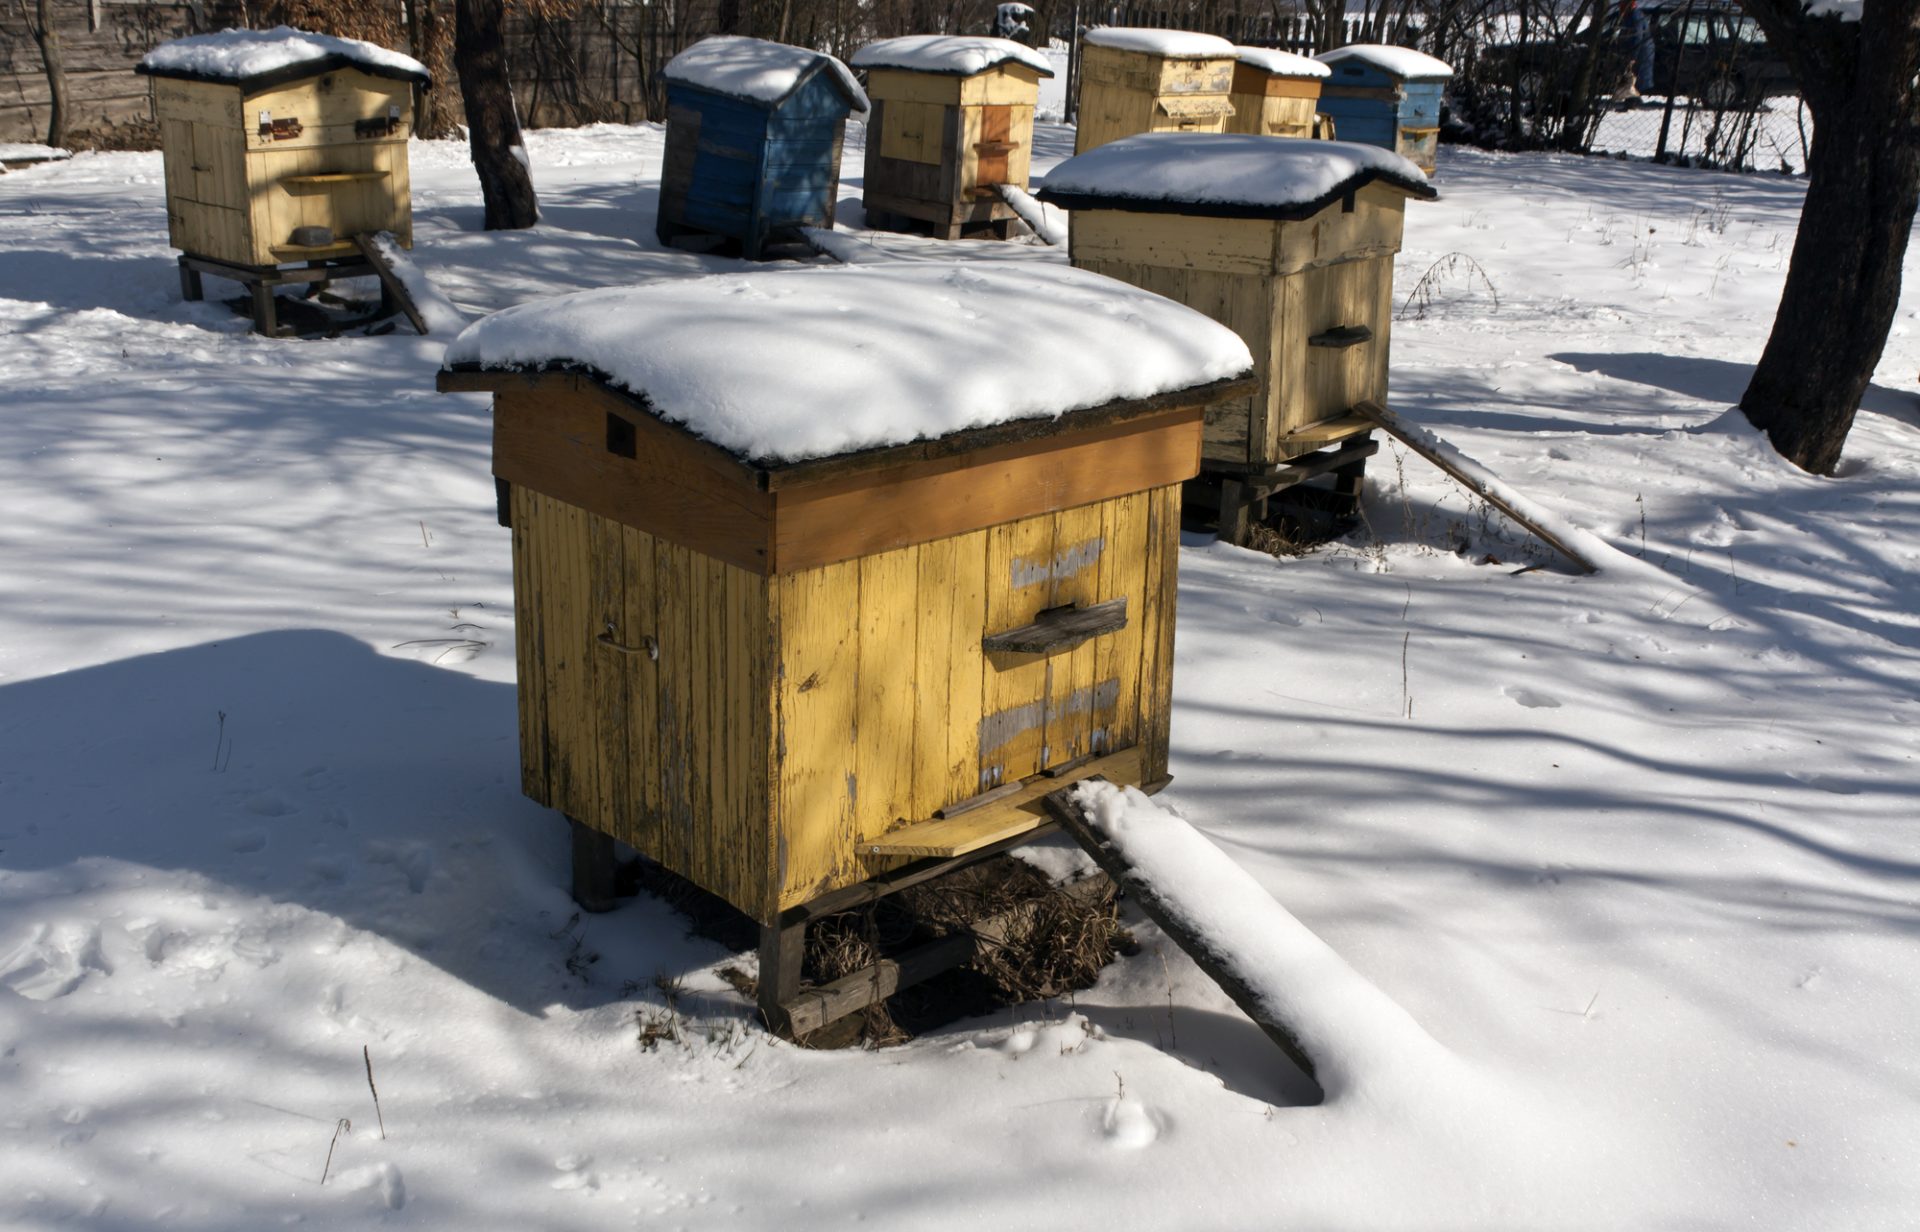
[[511, 485, 1175, 922], [1075, 44, 1234, 152]]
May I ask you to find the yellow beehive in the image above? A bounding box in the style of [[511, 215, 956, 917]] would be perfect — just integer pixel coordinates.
[[437, 262, 1254, 926], [1074, 28, 1237, 154], [852, 35, 1053, 239], [1226, 46, 1330, 139], [1040, 134, 1435, 475], [137, 28, 428, 269]]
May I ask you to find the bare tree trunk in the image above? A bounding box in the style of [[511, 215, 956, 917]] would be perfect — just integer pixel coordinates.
[[455, 0, 540, 229], [1735, 0, 1920, 474], [18, 0, 69, 148]]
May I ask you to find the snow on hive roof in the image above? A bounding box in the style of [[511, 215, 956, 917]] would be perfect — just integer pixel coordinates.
[[851, 35, 1054, 77], [1083, 27, 1234, 57], [442, 262, 1253, 465], [136, 26, 429, 88], [1233, 46, 1331, 78], [1036, 132, 1435, 218], [663, 36, 869, 117], [1315, 43, 1453, 79]]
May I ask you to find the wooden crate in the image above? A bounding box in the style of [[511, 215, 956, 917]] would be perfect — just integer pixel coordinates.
[[1313, 45, 1452, 175], [139, 42, 425, 270], [1225, 49, 1328, 139], [1073, 30, 1237, 154], [852, 37, 1052, 239], [656, 37, 866, 259], [1040, 135, 1435, 477]]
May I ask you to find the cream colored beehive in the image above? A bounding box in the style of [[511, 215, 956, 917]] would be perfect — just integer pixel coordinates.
[[1225, 46, 1330, 139], [1073, 27, 1237, 154], [137, 28, 429, 269]]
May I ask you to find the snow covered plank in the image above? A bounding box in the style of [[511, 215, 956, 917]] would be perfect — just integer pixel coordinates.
[[1074, 30, 1238, 154], [1354, 400, 1599, 573], [355, 232, 464, 335], [657, 37, 866, 258], [1046, 780, 1449, 1098]]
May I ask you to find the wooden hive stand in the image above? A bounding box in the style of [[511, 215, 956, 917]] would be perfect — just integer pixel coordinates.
[[1224, 46, 1332, 140], [655, 36, 867, 260], [850, 35, 1054, 240], [1313, 44, 1453, 175], [1073, 28, 1238, 154], [437, 261, 1255, 1040], [1040, 132, 1438, 546], [136, 28, 430, 336]]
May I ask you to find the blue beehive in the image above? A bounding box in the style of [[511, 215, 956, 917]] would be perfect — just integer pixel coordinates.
[[1312, 45, 1452, 174], [657, 36, 869, 259]]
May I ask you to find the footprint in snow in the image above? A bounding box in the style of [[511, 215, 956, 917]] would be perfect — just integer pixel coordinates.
[[334, 1162, 407, 1210], [552, 1154, 599, 1191], [1502, 685, 1562, 709], [227, 828, 268, 854], [244, 792, 297, 817], [0, 922, 111, 1001]]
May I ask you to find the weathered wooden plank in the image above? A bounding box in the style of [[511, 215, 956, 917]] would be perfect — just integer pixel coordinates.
[[1041, 780, 1322, 1088], [980, 513, 1055, 790], [855, 543, 919, 844], [866, 745, 1143, 858], [1139, 485, 1180, 783], [772, 559, 861, 911]]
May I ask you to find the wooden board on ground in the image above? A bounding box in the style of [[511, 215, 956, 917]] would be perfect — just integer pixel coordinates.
[[353, 232, 429, 334], [1353, 400, 1599, 574]]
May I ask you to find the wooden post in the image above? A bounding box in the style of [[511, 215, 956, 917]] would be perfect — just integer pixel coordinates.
[[178, 257, 203, 303], [757, 915, 805, 1034], [250, 282, 278, 337], [1217, 476, 1252, 545], [568, 815, 619, 912]]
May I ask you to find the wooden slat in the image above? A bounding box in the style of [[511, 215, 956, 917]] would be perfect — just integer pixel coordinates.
[[772, 559, 862, 911], [1041, 502, 1107, 768], [980, 513, 1055, 790], [769, 409, 1205, 573], [866, 746, 1145, 857], [1094, 489, 1147, 757], [1139, 485, 1180, 783], [855, 543, 920, 849], [1283, 412, 1373, 445]]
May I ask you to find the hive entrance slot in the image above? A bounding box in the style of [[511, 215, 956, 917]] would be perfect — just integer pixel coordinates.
[[606, 412, 637, 459]]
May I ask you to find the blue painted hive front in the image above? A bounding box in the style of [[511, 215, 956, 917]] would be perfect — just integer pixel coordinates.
[[656, 46, 861, 259], [1316, 55, 1448, 173]]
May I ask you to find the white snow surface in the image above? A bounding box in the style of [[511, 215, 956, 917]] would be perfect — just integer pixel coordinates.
[[1040, 132, 1431, 210], [993, 182, 1068, 245], [137, 25, 428, 83], [369, 232, 467, 336], [1232, 46, 1332, 78], [851, 34, 1053, 77], [0, 143, 71, 163], [662, 35, 868, 117], [1316, 43, 1454, 79], [1083, 27, 1234, 57], [443, 262, 1252, 462], [5, 121, 1920, 1231]]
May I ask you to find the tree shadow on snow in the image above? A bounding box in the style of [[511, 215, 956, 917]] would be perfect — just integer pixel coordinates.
[[0, 629, 740, 1020], [1552, 351, 1918, 428]]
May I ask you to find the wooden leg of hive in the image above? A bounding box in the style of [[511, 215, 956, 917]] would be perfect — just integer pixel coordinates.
[[1331, 450, 1369, 517], [178, 258, 203, 302], [1217, 476, 1251, 546], [249, 282, 278, 338], [567, 815, 619, 913], [757, 916, 805, 1036]]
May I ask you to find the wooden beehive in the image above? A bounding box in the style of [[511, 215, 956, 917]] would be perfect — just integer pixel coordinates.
[[851, 35, 1053, 239], [1073, 28, 1237, 154], [656, 36, 867, 259], [1040, 133, 1436, 472], [136, 29, 428, 269], [1226, 46, 1329, 139], [1313, 44, 1452, 174], [437, 262, 1253, 926]]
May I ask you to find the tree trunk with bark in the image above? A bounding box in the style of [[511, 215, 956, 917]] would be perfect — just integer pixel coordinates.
[[1735, 0, 1920, 474], [20, 0, 69, 148], [454, 0, 540, 230]]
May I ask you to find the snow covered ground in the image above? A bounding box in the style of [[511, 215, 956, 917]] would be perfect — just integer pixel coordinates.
[[2, 120, 1917, 1229]]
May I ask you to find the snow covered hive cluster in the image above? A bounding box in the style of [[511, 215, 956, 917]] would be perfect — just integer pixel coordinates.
[[850, 36, 1054, 240], [1074, 28, 1238, 154], [136, 27, 428, 270], [1226, 46, 1332, 140], [656, 35, 867, 259], [1039, 132, 1436, 544], [440, 260, 1254, 1033], [1313, 44, 1453, 174]]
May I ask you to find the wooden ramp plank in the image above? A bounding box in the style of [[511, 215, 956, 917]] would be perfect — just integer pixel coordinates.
[[1042, 777, 1324, 1093], [866, 746, 1144, 858], [1281, 413, 1372, 446], [1353, 399, 1599, 574], [353, 231, 430, 335]]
